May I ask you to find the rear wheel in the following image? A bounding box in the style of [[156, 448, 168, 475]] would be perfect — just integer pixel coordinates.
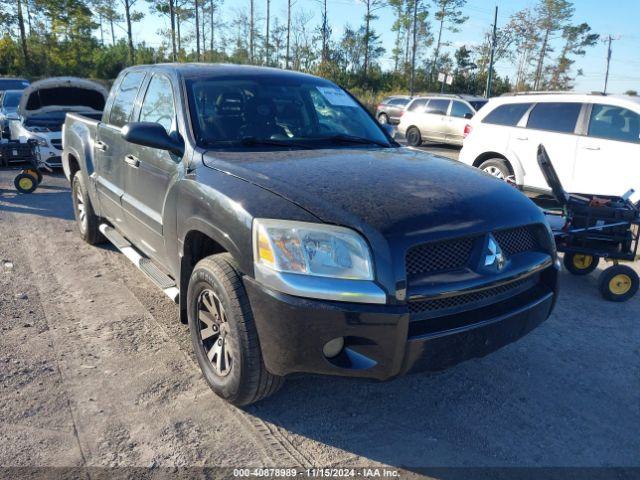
[[71, 171, 105, 245], [405, 126, 422, 147], [187, 253, 283, 406], [14, 173, 37, 194], [377, 113, 389, 125], [478, 158, 511, 180], [598, 265, 639, 302], [563, 253, 599, 276]]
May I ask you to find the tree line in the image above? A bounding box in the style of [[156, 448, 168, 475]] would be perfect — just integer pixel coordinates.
[[0, 0, 600, 102]]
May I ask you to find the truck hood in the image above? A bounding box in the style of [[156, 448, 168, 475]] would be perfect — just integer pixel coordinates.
[[202, 147, 546, 240], [18, 77, 107, 119]]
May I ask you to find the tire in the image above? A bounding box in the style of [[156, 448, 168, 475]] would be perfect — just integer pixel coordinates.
[[405, 126, 422, 147], [563, 253, 599, 276], [598, 264, 639, 302], [378, 113, 389, 125], [71, 171, 105, 245], [187, 253, 284, 406], [14, 173, 37, 194], [24, 168, 43, 185], [478, 158, 511, 180]]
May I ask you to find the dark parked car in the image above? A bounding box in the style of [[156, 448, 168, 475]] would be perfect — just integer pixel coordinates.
[[63, 64, 559, 406], [0, 89, 23, 138], [0, 77, 30, 94], [376, 95, 412, 124]]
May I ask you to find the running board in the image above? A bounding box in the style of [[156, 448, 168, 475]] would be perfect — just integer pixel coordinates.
[[99, 224, 179, 303]]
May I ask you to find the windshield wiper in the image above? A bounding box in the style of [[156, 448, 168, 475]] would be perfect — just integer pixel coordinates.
[[318, 134, 390, 148], [239, 136, 312, 149]]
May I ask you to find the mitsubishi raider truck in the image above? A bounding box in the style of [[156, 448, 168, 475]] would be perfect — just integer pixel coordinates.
[[63, 64, 559, 406]]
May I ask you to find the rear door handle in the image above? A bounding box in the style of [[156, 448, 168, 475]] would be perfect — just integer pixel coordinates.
[[95, 140, 107, 152], [583, 146, 601, 151], [124, 154, 140, 168], [515, 136, 528, 141]]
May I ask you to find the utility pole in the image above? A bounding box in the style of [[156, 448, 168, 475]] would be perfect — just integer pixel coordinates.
[[603, 35, 617, 94], [409, 0, 418, 96], [285, 0, 292, 69], [484, 5, 498, 98]]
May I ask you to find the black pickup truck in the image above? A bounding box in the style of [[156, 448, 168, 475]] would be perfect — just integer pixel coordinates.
[[63, 64, 559, 406]]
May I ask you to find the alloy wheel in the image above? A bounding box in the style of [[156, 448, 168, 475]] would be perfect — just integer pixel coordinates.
[[75, 190, 87, 233], [197, 289, 233, 377], [483, 165, 505, 179]]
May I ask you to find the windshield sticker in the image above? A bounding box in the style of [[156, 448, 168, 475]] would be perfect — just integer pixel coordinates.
[[315, 87, 358, 107]]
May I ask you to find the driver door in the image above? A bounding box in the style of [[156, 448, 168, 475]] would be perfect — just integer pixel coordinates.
[[121, 73, 182, 267]]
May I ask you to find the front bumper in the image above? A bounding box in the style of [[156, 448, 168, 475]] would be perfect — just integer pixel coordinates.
[[244, 264, 558, 380]]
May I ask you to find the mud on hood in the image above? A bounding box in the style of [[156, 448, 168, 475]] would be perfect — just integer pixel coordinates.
[[18, 77, 108, 119], [202, 147, 546, 239]]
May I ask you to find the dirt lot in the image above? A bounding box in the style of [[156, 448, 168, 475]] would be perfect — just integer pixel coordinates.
[[0, 168, 638, 476]]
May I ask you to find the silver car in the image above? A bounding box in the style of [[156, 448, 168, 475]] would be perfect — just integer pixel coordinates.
[[397, 94, 488, 147]]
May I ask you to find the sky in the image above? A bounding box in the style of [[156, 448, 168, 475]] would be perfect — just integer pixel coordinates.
[[128, 0, 640, 94]]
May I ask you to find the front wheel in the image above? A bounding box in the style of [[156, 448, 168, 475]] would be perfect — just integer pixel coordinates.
[[563, 253, 599, 276], [405, 126, 422, 147], [187, 253, 283, 406]]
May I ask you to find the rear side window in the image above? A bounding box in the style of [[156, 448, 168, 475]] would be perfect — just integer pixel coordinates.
[[482, 103, 532, 126], [390, 98, 409, 106], [527, 102, 581, 133], [451, 101, 474, 118], [139, 75, 176, 134], [588, 104, 640, 144], [109, 71, 146, 127], [425, 99, 450, 115], [408, 99, 427, 112]]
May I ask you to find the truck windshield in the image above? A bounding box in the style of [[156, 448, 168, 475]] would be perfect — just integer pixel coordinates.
[[185, 77, 391, 149]]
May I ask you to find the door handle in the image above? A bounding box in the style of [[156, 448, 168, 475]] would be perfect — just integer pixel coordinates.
[[515, 136, 528, 141], [95, 140, 107, 152], [583, 146, 601, 151], [124, 154, 140, 168]]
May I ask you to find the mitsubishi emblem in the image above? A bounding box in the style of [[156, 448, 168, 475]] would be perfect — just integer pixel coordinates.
[[484, 235, 506, 271]]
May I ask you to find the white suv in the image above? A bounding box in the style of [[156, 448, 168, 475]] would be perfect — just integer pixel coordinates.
[[459, 93, 640, 197]]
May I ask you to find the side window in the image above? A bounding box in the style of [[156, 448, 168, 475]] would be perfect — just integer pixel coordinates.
[[109, 71, 146, 127], [527, 102, 582, 134], [482, 103, 532, 126], [139, 75, 176, 134], [408, 99, 427, 112], [425, 99, 450, 115], [588, 104, 640, 144], [451, 101, 474, 118]]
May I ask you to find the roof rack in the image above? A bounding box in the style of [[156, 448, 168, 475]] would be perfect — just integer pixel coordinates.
[[501, 91, 607, 97]]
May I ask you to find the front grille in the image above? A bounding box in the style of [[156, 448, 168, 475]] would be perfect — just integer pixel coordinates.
[[408, 276, 533, 314], [406, 237, 477, 276], [494, 226, 539, 256], [405, 225, 543, 278]]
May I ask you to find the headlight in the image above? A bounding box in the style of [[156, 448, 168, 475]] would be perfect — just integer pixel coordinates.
[[32, 136, 48, 146], [253, 219, 374, 280]]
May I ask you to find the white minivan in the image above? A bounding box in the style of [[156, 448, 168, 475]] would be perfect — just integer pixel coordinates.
[[459, 93, 640, 197]]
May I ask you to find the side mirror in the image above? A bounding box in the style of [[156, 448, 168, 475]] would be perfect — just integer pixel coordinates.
[[122, 122, 184, 157], [464, 112, 474, 119]]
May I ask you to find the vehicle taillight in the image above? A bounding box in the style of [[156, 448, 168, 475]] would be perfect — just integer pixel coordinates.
[[463, 124, 472, 138], [399, 111, 405, 117]]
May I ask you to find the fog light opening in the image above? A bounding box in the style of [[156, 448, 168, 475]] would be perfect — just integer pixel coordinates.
[[322, 337, 345, 359]]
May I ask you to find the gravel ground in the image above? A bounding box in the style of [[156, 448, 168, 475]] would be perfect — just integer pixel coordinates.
[[0, 168, 638, 476]]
